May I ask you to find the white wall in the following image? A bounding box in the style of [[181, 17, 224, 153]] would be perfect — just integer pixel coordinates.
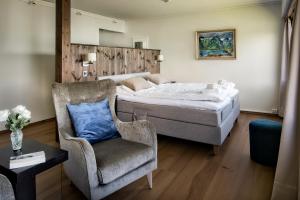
[[124, 3, 282, 113], [0, 0, 56, 130]]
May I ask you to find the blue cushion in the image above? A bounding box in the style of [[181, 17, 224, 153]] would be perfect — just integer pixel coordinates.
[[67, 98, 119, 144]]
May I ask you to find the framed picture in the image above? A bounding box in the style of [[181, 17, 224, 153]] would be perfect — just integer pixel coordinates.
[[132, 36, 149, 49], [196, 29, 236, 60]]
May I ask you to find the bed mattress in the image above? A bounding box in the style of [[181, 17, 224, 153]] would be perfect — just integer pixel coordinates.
[[116, 81, 240, 145], [117, 93, 239, 127]]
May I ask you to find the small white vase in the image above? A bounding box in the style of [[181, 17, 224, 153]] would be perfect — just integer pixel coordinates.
[[10, 129, 23, 151]]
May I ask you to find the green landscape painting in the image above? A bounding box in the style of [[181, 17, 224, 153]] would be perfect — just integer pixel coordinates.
[[196, 29, 236, 59]]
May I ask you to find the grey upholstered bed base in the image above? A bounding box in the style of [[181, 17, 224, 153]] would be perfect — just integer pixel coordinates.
[[117, 99, 240, 146]]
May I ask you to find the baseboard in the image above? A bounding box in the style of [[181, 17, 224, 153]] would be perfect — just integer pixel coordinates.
[[0, 118, 56, 135], [240, 110, 279, 117]]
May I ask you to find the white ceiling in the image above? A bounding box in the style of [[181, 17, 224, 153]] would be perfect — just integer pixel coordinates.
[[47, 0, 281, 19]]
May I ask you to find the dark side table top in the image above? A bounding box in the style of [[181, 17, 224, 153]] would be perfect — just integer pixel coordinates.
[[0, 139, 68, 177]]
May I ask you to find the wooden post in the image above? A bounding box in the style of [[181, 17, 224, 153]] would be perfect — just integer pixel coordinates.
[[55, 0, 71, 141], [56, 0, 71, 83]]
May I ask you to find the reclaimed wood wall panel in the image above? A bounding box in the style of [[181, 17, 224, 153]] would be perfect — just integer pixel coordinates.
[[70, 44, 98, 81], [145, 50, 161, 74], [113, 48, 124, 75], [68, 44, 160, 82], [137, 49, 146, 72], [124, 49, 138, 73], [97, 47, 113, 76]]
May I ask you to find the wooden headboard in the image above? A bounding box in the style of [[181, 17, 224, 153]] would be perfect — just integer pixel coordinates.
[[64, 44, 161, 82]]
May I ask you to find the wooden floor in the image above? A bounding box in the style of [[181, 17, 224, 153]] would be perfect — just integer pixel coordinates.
[[0, 113, 280, 200]]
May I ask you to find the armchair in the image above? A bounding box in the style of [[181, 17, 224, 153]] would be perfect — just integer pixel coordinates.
[[0, 174, 15, 200], [52, 79, 157, 200]]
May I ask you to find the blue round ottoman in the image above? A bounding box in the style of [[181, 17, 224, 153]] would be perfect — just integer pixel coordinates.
[[249, 119, 282, 167]]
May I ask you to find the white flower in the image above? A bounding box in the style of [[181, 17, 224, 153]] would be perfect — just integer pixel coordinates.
[[12, 105, 31, 120], [0, 110, 10, 122], [22, 109, 31, 120], [12, 105, 26, 114]]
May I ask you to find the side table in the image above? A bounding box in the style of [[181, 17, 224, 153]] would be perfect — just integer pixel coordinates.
[[0, 139, 68, 200]]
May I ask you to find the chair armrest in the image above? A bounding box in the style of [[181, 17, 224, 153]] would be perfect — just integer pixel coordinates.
[[63, 134, 98, 174], [0, 174, 15, 200], [59, 130, 98, 199], [116, 120, 157, 151]]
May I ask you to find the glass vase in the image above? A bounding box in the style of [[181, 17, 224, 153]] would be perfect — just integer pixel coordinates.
[[10, 129, 23, 151]]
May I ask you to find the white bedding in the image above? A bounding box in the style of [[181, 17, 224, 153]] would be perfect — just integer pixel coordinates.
[[117, 82, 239, 111]]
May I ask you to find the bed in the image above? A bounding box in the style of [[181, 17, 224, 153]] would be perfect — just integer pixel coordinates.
[[98, 73, 240, 151]]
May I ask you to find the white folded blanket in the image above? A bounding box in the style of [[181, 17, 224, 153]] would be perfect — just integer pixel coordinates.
[[218, 80, 236, 89], [118, 82, 237, 103]]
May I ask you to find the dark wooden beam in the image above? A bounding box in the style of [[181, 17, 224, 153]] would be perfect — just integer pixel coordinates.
[[55, 0, 71, 141], [55, 0, 71, 83]]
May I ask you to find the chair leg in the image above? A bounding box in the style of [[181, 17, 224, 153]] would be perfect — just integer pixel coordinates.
[[147, 172, 153, 189]]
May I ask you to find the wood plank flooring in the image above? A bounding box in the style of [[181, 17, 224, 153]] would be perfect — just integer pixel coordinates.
[[0, 113, 280, 200]]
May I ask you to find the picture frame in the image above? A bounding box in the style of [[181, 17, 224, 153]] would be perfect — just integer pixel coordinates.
[[132, 36, 149, 49], [196, 29, 236, 60]]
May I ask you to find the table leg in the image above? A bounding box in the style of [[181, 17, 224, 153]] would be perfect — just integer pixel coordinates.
[[61, 164, 63, 200], [14, 174, 36, 200]]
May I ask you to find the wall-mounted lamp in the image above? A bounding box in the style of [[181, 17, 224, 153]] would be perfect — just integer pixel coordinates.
[[82, 53, 97, 67], [157, 55, 164, 62], [27, 0, 37, 6]]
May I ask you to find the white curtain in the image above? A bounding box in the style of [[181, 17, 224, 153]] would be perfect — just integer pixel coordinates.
[[279, 19, 292, 117], [272, 0, 300, 199]]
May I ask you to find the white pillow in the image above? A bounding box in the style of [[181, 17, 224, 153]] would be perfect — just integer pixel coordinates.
[[121, 85, 135, 93], [147, 80, 157, 87], [116, 85, 135, 96], [121, 77, 152, 91], [206, 83, 218, 89], [146, 74, 170, 85], [98, 72, 150, 84]]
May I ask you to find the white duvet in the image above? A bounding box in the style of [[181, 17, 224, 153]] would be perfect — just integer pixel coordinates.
[[117, 82, 239, 111]]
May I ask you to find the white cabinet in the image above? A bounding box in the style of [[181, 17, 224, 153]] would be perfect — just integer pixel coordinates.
[[71, 9, 126, 45]]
